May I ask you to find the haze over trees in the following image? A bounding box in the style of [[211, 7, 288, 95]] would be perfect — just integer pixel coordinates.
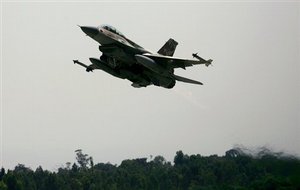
[[0, 148, 299, 190]]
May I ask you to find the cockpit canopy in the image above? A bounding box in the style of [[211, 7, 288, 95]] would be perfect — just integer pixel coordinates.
[[99, 24, 125, 37]]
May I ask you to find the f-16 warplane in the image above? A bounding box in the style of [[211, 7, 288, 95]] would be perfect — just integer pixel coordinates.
[[74, 24, 212, 88]]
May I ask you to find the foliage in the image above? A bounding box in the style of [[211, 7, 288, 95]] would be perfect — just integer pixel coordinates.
[[1, 149, 299, 190]]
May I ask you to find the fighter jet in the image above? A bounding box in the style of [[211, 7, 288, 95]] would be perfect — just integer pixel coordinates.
[[74, 24, 212, 88]]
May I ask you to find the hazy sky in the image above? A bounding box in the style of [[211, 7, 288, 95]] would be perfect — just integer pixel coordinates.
[[1, 1, 299, 170]]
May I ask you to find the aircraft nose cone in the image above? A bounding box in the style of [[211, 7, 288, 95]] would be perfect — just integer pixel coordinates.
[[80, 26, 99, 36]]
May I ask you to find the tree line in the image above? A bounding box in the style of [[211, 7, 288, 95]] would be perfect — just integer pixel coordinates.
[[0, 148, 299, 190]]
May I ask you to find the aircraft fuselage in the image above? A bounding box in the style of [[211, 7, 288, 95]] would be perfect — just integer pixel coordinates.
[[75, 24, 211, 88]]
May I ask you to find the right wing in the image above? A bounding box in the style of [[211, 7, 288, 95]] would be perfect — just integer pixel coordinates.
[[143, 53, 212, 70]]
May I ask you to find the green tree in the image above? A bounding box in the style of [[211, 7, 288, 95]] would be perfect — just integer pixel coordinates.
[[4, 173, 22, 190], [0, 181, 8, 190], [0, 168, 5, 181], [1, 148, 299, 189], [174, 150, 189, 166], [153, 155, 166, 165], [75, 149, 93, 169]]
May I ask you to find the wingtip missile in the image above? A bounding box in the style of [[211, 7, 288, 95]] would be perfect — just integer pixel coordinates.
[[205, 59, 213, 67], [73, 59, 94, 72], [192, 53, 213, 67], [192, 52, 203, 60], [192, 53, 198, 58]]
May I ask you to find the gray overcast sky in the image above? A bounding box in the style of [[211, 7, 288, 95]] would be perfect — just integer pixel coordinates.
[[1, 1, 299, 170]]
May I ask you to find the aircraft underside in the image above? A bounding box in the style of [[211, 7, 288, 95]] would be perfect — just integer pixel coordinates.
[[90, 56, 176, 88]]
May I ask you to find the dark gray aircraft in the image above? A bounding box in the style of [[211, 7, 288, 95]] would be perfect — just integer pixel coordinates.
[[74, 24, 212, 88]]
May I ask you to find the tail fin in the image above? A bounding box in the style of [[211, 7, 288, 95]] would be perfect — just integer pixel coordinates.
[[157, 38, 178, 56]]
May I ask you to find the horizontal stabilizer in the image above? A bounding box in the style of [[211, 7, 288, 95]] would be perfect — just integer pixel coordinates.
[[173, 74, 203, 85]]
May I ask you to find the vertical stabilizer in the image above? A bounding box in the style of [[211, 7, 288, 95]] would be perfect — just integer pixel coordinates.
[[157, 38, 178, 56]]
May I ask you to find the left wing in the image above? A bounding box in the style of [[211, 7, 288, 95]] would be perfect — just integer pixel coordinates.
[[143, 53, 212, 70]]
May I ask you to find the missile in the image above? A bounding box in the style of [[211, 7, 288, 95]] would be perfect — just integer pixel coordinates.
[[73, 60, 93, 72], [192, 53, 213, 67]]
